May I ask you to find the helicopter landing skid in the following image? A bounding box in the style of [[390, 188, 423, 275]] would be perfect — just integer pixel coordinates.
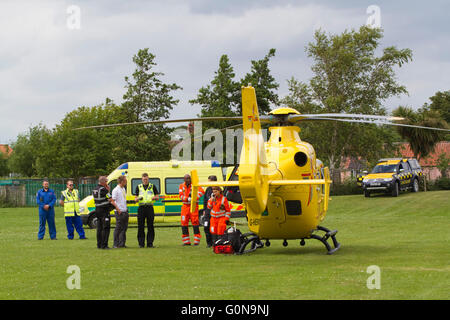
[[236, 232, 264, 255], [308, 225, 341, 255]]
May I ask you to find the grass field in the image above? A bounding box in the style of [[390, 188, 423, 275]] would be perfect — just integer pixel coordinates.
[[0, 191, 449, 300]]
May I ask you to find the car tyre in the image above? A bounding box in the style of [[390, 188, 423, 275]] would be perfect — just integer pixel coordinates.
[[412, 178, 419, 193], [391, 181, 399, 197]]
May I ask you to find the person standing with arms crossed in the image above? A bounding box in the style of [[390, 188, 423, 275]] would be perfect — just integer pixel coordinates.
[[36, 179, 57, 240], [112, 175, 129, 248], [179, 174, 205, 246], [92, 176, 120, 249], [135, 173, 159, 248], [59, 180, 86, 240]]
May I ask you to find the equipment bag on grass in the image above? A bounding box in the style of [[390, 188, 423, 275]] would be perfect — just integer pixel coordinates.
[[213, 227, 243, 254]]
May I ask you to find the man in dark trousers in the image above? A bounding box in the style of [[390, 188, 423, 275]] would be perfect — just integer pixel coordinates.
[[135, 173, 159, 248], [202, 175, 217, 247], [92, 176, 120, 249], [112, 175, 129, 248]]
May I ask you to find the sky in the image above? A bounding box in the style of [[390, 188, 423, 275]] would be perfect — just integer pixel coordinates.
[[0, 0, 449, 144]]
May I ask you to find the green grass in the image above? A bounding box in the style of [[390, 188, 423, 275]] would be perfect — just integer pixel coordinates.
[[0, 191, 449, 300]]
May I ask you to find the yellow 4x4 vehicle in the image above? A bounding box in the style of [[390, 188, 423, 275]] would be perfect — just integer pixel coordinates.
[[358, 158, 423, 197]]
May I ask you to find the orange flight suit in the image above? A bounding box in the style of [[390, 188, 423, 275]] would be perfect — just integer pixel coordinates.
[[207, 194, 231, 237], [179, 182, 205, 245]]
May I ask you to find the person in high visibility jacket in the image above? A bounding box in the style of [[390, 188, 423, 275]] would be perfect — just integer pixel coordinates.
[[36, 180, 57, 240], [207, 186, 231, 245], [135, 173, 160, 248], [59, 180, 86, 240], [179, 174, 205, 246]]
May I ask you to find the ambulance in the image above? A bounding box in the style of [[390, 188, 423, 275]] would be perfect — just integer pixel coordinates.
[[79, 160, 245, 228]]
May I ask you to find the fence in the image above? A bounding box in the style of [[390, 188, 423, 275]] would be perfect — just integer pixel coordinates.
[[0, 178, 97, 207]]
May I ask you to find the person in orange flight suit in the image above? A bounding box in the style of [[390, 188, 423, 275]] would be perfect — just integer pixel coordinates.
[[207, 186, 231, 245], [179, 174, 205, 246]]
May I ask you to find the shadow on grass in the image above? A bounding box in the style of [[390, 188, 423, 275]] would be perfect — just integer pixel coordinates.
[[249, 242, 399, 257]]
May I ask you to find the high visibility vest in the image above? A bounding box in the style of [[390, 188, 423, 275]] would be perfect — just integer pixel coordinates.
[[62, 189, 80, 217], [208, 195, 230, 219], [93, 185, 111, 208], [179, 183, 205, 205], [138, 183, 154, 205]]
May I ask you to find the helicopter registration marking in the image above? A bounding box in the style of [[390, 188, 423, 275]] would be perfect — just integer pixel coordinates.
[[249, 218, 260, 226]]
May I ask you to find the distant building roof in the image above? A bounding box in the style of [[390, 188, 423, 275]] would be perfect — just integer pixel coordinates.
[[397, 141, 450, 166], [339, 141, 449, 170], [0, 144, 13, 157]]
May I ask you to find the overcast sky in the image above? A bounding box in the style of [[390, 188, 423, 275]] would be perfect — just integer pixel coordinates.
[[1, 0, 449, 144]]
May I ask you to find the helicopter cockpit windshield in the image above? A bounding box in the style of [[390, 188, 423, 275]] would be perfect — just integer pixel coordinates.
[[371, 164, 397, 174]]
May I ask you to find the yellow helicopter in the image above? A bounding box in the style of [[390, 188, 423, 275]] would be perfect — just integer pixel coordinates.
[[189, 86, 336, 254], [76, 85, 449, 254]]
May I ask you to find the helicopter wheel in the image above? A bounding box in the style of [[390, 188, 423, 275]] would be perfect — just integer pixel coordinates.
[[265, 240, 271, 247], [300, 239, 305, 246], [283, 240, 288, 247]]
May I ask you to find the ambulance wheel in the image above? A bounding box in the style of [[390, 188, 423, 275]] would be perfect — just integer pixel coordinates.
[[88, 217, 98, 229], [265, 240, 271, 247]]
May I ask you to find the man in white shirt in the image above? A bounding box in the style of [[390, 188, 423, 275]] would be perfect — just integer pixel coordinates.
[[112, 175, 128, 248]]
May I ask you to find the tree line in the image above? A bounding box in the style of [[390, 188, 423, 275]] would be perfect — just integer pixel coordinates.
[[1, 26, 448, 180]]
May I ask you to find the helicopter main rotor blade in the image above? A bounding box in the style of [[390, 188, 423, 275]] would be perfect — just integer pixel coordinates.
[[288, 113, 405, 123], [73, 116, 243, 130], [299, 116, 450, 132]]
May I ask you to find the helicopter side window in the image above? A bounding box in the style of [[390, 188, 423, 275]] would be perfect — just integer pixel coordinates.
[[285, 200, 302, 216]]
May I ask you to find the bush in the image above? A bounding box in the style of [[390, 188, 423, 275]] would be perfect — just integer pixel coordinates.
[[330, 179, 363, 196], [423, 177, 450, 191], [435, 177, 450, 190], [0, 195, 17, 208]]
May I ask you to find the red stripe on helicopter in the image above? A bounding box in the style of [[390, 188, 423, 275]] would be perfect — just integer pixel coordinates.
[[308, 185, 312, 206]]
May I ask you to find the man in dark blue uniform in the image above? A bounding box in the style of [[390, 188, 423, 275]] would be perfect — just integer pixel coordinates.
[[36, 180, 57, 240]]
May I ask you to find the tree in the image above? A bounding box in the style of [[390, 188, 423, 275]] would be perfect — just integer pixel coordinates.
[[8, 124, 52, 177], [240, 48, 279, 114], [282, 26, 412, 172], [0, 153, 9, 177], [35, 100, 125, 179], [426, 90, 450, 124], [436, 152, 449, 178], [189, 54, 242, 163], [191, 49, 280, 123], [189, 51, 279, 164], [423, 90, 450, 140], [392, 106, 448, 160], [120, 48, 182, 163], [189, 54, 241, 128]]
